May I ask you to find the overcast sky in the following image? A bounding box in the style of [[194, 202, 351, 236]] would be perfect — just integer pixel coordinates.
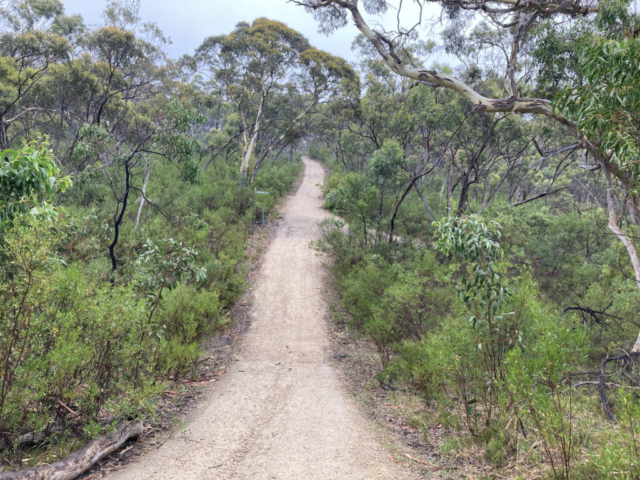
[[59, 0, 444, 63]]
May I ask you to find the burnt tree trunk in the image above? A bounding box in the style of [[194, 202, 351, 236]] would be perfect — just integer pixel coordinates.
[[109, 160, 132, 273], [389, 175, 417, 243]]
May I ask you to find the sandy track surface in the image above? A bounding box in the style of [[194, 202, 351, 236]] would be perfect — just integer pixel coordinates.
[[108, 158, 412, 480]]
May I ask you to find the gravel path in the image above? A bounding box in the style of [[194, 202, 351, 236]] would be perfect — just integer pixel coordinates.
[[108, 158, 412, 480]]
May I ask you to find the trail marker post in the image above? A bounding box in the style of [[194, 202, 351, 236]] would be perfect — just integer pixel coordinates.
[[254, 188, 269, 226]]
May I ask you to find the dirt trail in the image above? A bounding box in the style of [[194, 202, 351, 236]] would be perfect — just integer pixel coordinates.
[[108, 158, 412, 479]]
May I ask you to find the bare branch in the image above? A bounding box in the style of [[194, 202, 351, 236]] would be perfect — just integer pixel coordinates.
[[511, 187, 566, 206], [297, 0, 574, 124]]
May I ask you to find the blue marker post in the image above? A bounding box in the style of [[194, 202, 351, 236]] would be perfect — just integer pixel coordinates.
[[254, 188, 269, 226]]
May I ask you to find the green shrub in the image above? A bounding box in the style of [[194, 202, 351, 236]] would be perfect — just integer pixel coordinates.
[[504, 310, 587, 479], [155, 284, 226, 378], [0, 217, 156, 439], [0, 155, 303, 451], [574, 390, 640, 479]]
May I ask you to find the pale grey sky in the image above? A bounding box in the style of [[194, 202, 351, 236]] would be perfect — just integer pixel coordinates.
[[60, 0, 442, 63]]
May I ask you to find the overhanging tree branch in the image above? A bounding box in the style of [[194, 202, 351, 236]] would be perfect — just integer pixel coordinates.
[[511, 187, 566, 206], [293, 0, 577, 126]]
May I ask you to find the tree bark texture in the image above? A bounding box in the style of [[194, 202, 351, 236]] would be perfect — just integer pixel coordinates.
[[603, 162, 640, 353], [135, 160, 156, 229]]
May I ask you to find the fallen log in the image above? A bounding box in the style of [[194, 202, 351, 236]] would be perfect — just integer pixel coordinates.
[[0, 416, 118, 452], [0, 428, 62, 452], [0, 421, 143, 480]]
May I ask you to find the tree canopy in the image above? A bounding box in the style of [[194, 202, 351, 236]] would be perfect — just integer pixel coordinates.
[[2, 0, 640, 477]]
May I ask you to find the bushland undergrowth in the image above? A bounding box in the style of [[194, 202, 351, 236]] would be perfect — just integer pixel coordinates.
[[0, 140, 302, 469], [314, 152, 640, 479]]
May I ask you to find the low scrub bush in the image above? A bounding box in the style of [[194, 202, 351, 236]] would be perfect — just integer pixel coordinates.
[[317, 171, 640, 477], [0, 146, 302, 455], [0, 217, 157, 440], [155, 284, 225, 378]]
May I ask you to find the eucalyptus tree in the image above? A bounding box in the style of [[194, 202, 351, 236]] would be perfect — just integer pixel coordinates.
[[194, 17, 358, 183], [0, 0, 173, 186], [292, 0, 597, 118], [0, 0, 208, 273], [0, 0, 80, 149], [557, 34, 640, 351], [53, 4, 169, 181], [194, 18, 310, 180], [103, 100, 204, 274], [294, 0, 640, 351], [248, 46, 358, 182]]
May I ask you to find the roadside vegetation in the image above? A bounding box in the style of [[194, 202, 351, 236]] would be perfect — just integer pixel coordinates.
[[0, 0, 338, 471], [2, 0, 640, 478], [301, 0, 640, 477]]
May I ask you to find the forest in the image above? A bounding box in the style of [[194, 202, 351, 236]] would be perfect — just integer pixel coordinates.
[[1, 0, 640, 478]]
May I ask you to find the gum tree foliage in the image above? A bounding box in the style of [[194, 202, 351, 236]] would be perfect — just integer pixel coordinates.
[[98, 100, 206, 274], [435, 215, 509, 329], [0, 0, 77, 149], [556, 33, 640, 350], [294, 0, 640, 352], [318, 58, 560, 244], [0, 0, 164, 174], [314, 29, 571, 234], [324, 172, 379, 244], [0, 1, 311, 453], [2, 1, 209, 273], [193, 18, 358, 182], [369, 139, 405, 215], [435, 215, 518, 427], [556, 36, 640, 190], [134, 237, 207, 311], [0, 139, 70, 229]]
